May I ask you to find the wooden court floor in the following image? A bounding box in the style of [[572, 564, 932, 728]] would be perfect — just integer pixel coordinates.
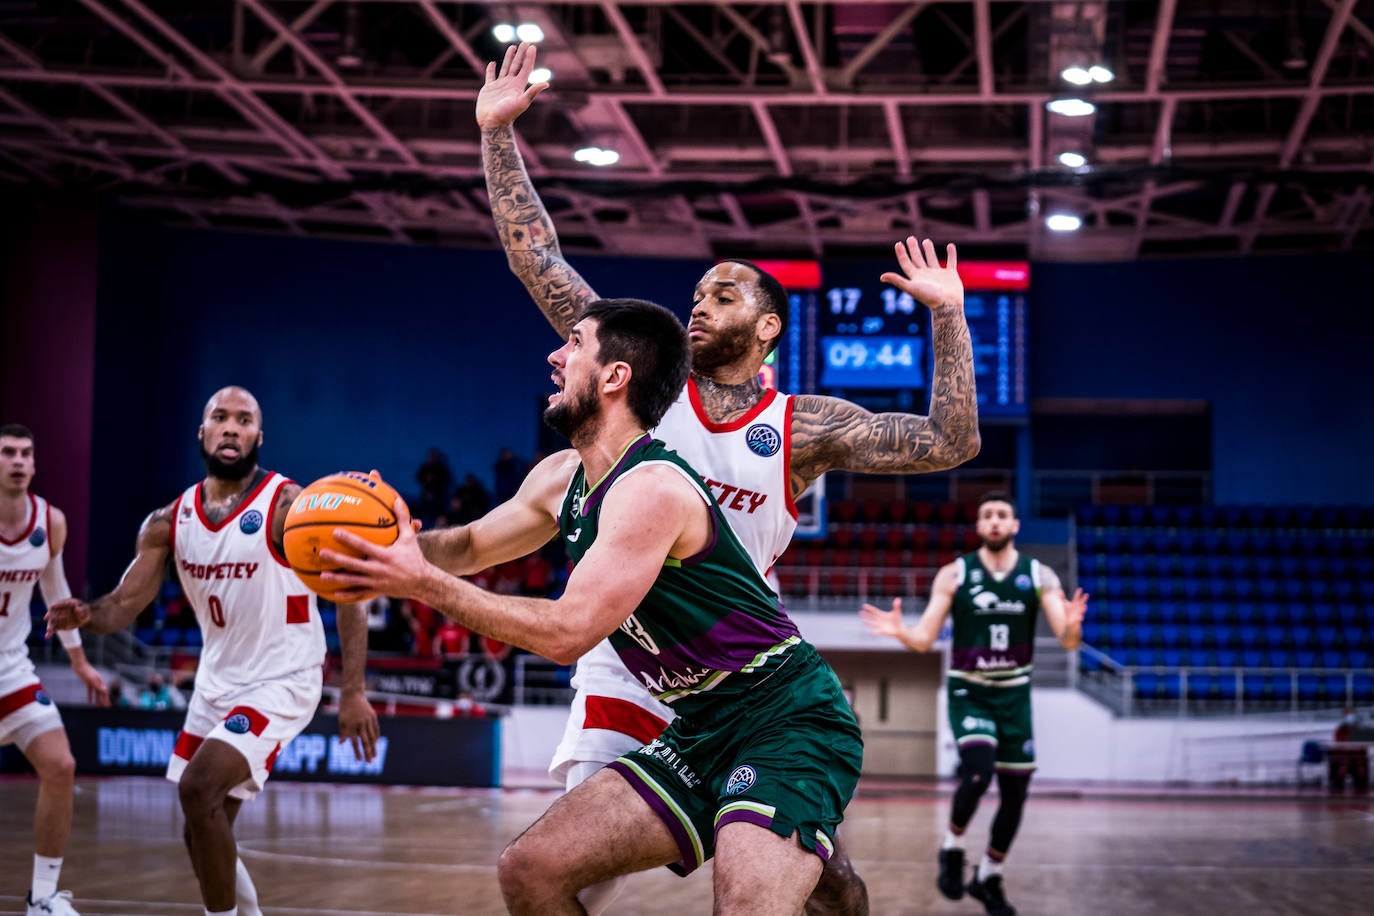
[[1, 776, 1371, 915]]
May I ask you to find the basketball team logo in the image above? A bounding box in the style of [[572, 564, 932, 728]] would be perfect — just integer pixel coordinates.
[[239, 510, 264, 534], [745, 423, 781, 457], [1015, 573, 1033, 591], [29, 527, 46, 548], [225, 713, 252, 735], [35, 689, 52, 706], [969, 568, 983, 584], [725, 764, 757, 795]]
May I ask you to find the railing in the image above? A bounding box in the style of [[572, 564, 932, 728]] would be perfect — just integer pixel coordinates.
[[776, 565, 935, 604], [1033, 469, 1212, 517], [1077, 643, 1372, 717]]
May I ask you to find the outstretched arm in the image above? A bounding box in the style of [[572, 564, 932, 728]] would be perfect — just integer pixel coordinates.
[[788, 238, 980, 495], [859, 563, 959, 652], [1038, 565, 1087, 650], [39, 508, 110, 705], [46, 501, 175, 636], [478, 42, 599, 338]]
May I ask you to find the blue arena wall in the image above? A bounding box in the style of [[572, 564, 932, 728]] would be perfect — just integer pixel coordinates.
[[80, 216, 1374, 592]]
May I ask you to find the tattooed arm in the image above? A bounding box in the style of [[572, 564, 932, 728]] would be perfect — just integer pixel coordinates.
[[788, 238, 980, 496], [45, 501, 176, 635], [477, 42, 598, 339]]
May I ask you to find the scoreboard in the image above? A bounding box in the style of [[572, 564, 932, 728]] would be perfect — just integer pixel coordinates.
[[759, 259, 1029, 420]]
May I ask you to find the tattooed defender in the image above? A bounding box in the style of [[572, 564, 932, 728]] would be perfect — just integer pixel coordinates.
[[1, 424, 110, 916], [475, 42, 981, 916], [45, 387, 380, 916], [321, 299, 864, 915], [860, 492, 1088, 916]]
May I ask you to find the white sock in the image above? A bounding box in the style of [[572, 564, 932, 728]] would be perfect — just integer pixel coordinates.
[[978, 854, 1004, 881], [205, 908, 238, 916], [32, 855, 62, 901], [942, 830, 965, 851], [235, 857, 261, 916]]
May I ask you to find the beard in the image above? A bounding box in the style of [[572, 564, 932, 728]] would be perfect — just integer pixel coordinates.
[[199, 441, 260, 481], [543, 383, 601, 441], [981, 534, 1013, 553], [690, 319, 759, 372]]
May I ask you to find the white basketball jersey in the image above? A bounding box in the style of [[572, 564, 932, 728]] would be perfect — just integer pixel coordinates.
[[171, 472, 324, 701], [0, 494, 51, 660], [653, 378, 797, 577], [550, 379, 799, 776]]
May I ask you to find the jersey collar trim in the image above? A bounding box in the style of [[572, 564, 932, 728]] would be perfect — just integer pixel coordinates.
[[195, 470, 277, 532], [580, 434, 652, 516], [0, 493, 38, 546], [686, 377, 779, 433]]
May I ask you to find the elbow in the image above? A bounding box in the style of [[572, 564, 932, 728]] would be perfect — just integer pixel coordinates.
[[543, 636, 588, 667], [924, 428, 982, 472]]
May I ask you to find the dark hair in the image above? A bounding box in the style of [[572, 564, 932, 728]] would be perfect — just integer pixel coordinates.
[[720, 259, 789, 356], [0, 424, 34, 442], [582, 298, 691, 429], [977, 490, 1016, 517]]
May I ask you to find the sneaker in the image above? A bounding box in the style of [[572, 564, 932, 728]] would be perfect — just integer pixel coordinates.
[[26, 890, 80, 916], [967, 874, 1016, 916], [937, 848, 965, 900]]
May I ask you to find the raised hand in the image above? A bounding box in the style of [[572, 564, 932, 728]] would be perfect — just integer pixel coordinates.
[[1063, 587, 1089, 628], [476, 41, 550, 131], [858, 596, 906, 640], [879, 237, 963, 312]]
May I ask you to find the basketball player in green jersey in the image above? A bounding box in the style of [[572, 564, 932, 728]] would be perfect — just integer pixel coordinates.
[[322, 299, 863, 915], [859, 492, 1087, 916]]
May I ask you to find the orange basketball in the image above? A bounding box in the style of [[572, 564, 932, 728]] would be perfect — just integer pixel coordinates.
[[282, 471, 404, 602]]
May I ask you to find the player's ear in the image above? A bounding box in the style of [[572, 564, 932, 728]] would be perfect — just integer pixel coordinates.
[[757, 310, 781, 347], [602, 361, 631, 394]]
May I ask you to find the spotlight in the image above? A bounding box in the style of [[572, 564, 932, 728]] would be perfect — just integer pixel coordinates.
[[1047, 98, 1096, 117], [1045, 214, 1082, 232], [492, 23, 516, 43], [1088, 65, 1115, 83], [1058, 152, 1087, 168], [515, 23, 545, 43], [1061, 66, 1093, 86], [529, 67, 552, 84]]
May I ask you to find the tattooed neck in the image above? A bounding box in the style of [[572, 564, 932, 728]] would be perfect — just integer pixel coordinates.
[[691, 372, 764, 422], [201, 469, 266, 525]]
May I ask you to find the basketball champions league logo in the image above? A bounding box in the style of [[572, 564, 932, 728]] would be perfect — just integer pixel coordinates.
[[745, 424, 781, 457]]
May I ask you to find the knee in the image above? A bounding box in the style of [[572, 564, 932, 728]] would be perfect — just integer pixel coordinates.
[[37, 750, 77, 789], [997, 772, 1031, 807], [177, 774, 222, 821], [807, 853, 870, 916], [497, 835, 550, 905]]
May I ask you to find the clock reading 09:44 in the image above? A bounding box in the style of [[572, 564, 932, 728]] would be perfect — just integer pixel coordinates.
[[819, 336, 926, 389]]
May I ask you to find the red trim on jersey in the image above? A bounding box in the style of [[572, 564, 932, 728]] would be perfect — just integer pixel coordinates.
[[45, 501, 55, 558], [781, 395, 799, 520], [583, 695, 670, 745], [286, 594, 310, 624], [0, 683, 44, 719], [265, 741, 283, 773], [168, 494, 183, 559], [225, 705, 270, 736], [264, 478, 295, 568], [173, 730, 205, 761], [0, 493, 39, 546], [194, 471, 277, 532], [686, 378, 779, 433]]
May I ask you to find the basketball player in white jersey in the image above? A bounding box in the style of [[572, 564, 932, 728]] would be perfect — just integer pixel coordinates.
[[1, 424, 110, 916], [472, 44, 981, 916], [46, 388, 379, 916]]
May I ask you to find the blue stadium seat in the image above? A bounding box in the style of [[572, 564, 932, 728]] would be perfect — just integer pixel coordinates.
[[1149, 531, 1176, 555], [1157, 601, 1183, 625], [182, 628, 203, 648], [1234, 603, 1260, 626], [1327, 557, 1352, 579], [1188, 673, 1216, 700], [1354, 673, 1374, 702], [1295, 650, 1318, 669], [1077, 529, 1101, 552], [1242, 672, 1268, 699], [1342, 626, 1367, 649], [1268, 674, 1294, 701], [1263, 626, 1289, 648], [1176, 531, 1203, 554], [1178, 555, 1204, 578], [1231, 579, 1256, 602], [1214, 625, 1236, 648], [1297, 674, 1322, 701], [1172, 505, 1198, 527], [1107, 623, 1130, 648], [1135, 647, 1160, 667], [1128, 601, 1156, 625], [134, 626, 159, 646], [1215, 674, 1239, 701], [1333, 580, 1358, 602], [1292, 626, 1316, 649], [1308, 580, 1333, 603], [1257, 579, 1282, 602], [1215, 649, 1239, 668], [1184, 625, 1210, 648], [1184, 602, 1209, 625], [1347, 650, 1370, 668], [1242, 649, 1265, 668], [1162, 649, 1184, 668], [1354, 557, 1374, 580], [1260, 601, 1285, 625], [1312, 603, 1338, 628], [1103, 555, 1126, 578], [1134, 672, 1160, 698], [1082, 622, 1104, 644], [1267, 648, 1294, 668], [1321, 650, 1345, 669], [1239, 626, 1262, 649], [1160, 625, 1183, 648]]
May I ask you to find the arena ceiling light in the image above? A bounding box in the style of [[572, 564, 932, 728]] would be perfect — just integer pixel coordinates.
[[1061, 65, 1114, 85], [491, 23, 516, 43], [573, 147, 620, 166], [1046, 98, 1096, 117], [529, 67, 552, 85], [1045, 214, 1082, 232], [1058, 152, 1087, 168], [1088, 65, 1115, 83], [515, 23, 545, 43]]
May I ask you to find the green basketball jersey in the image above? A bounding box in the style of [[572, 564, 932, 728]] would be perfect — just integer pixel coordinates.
[[559, 435, 809, 719], [948, 550, 1043, 685]]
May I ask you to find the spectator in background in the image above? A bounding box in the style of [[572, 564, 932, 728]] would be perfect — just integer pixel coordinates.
[[398, 597, 440, 659], [138, 673, 176, 710], [453, 691, 487, 718], [109, 680, 134, 708], [492, 447, 521, 504], [414, 447, 453, 525], [452, 474, 491, 524]]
